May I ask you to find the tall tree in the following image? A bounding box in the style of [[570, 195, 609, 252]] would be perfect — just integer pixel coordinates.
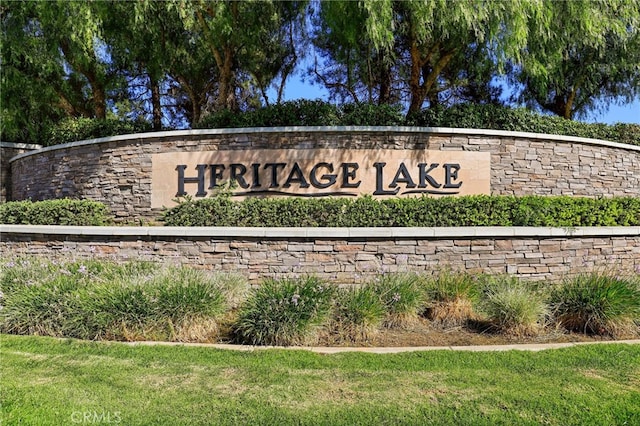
[[393, 0, 530, 115], [103, 1, 220, 128], [173, 0, 307, 114], [513, 0, 640, 119], [313, 0, 531, 115], [1, 1, 118, 141], [312, 0, 397, 105]]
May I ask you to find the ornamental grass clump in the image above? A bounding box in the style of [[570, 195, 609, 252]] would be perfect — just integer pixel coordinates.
[[0, 258, 116, 337], [328, 285, 386, 343], [233, 276, 334, 346], [370, 273, 425, 327], [0, 260, 231, 342], [423, 270, 481, 327], [480, 277, 549, 336], [81, 266, 228, 342], [142, 267, 227, 342], [551, 273, 640, 338]]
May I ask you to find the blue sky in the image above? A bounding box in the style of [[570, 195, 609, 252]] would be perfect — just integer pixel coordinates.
[[274, 77, 639, 125], [584, 103, 640, 125]]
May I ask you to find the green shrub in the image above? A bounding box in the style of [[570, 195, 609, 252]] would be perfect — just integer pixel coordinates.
[[0, 273, 86, 337], [480, 277, 549, 336], [551, 274, 640, 337], [0, 199, 111, 226], [423, 271, 481, 327], [233, 276, 335, 346], [196, 101, 638, 146], [0, 259, 114, 338], [369, 273, 425, 327], [329, 286, 386, 343], [340, 103, 404, 126], [148, 267, 226, 322], [407, 103, 640, 146], [0, 260, 230, 342], [44, 117, 152, 146], [24, 102, 638, 146], [196, 100, 342, 129], [91, 267, 227, 342], [161, 195, 237, 227], [196, 101, 406, 129], [161, 194, 640, 228]]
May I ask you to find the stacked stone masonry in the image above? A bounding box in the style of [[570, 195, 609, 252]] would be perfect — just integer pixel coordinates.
[[1, 142, 42, 202], [1, 230, 638, 284], [6, 128, 640, 221]]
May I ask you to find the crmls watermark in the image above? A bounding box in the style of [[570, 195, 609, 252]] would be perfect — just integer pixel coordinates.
[[71, 411, 122, 424]]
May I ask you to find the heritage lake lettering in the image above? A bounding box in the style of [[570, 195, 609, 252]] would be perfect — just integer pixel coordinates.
[[150, 149, 491, 207], [175, 161, 463, 197]]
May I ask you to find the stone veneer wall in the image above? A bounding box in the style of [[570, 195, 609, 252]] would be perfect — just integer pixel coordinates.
[[1, 226, 638, 284], [8, 127, 640, 221], [1, 142, 42, 202]]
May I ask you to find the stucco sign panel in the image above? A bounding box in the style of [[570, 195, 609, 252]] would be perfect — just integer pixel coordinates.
[[151, 149, 491, 208]]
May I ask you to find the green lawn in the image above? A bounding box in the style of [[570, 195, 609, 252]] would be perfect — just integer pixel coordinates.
[[2, 335, 639, 425]]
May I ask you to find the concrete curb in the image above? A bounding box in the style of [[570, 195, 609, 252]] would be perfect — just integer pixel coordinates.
[[119, 339, 640, 354]]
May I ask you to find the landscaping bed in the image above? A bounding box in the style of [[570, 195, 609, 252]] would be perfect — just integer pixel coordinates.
[[2, 258, 638, 348]]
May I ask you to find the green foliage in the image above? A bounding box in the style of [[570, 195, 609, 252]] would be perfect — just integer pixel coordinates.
[[0, 260, 231, 342], [369, 273, 425, 327], [196, 101, 640, 146], [161, 194, 238, 227], [0, 199, 111, 226], [340, 103, 404, 126], [407, 104, 640, 146], [44, 117, 152, 146], [161, 195, 640, 227], [3, 1, 638, 145], [143, 267, 226, 323], [551, 273, 640, 337], [233, 276, 335, 346], [424, 271, 482, 304], [330, 286, 386, 342], [480, 276, 549, 336], [2, 258, 638, 344], [195, 100, 407, 129], [512, 0, 640, 119], [422, 270, 482, 327], [196, 100, 341, 128]]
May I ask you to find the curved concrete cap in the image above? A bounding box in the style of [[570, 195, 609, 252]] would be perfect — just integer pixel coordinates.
[[8, 125, 640, 163], [2, 225, 639, 238]]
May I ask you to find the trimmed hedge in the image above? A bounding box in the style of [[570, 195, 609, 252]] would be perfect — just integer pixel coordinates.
[[161, 195, 640, 227], [195, 101, 639, 146], [406, 104, 640, 146], [43, 117, 152, 147], [17, 102, 639, 146], [0, 199, 111, 226]]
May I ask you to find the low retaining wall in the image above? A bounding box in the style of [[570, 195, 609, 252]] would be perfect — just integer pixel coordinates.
[[2, 225, 638, 283], [8, 127, 640, 221]]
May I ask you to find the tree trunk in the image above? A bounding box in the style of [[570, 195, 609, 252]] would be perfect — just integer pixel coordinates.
[[408, 48, 455, 116], [378, 52, 392, 105], [59, 38, 106, 119], [407, 39, 425, 115], [92, 86, 107, 119], [216, 46, 235, 110], [150, 74, 163, 130]]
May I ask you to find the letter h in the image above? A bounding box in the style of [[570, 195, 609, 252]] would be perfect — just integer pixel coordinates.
[[176, 164, 207, 197]]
